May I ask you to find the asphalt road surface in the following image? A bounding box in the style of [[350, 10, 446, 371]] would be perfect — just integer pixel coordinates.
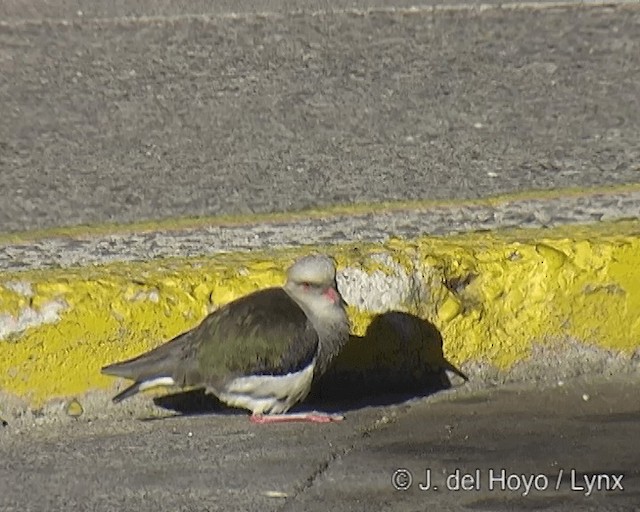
[[0, 372, 638, 511], [1, 1, 639, 232]]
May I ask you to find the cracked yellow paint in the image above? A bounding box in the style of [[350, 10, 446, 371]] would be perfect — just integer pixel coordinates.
[[1, 220, 639, 405]]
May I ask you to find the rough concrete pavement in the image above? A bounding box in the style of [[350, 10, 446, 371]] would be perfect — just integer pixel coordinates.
[[0, 371, 638, 511]]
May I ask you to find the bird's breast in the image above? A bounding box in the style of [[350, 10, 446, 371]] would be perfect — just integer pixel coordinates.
[[214, 359, 316, 415]]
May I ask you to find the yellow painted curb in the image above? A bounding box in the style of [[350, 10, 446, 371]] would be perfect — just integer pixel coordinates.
[[1, 220, 639, 406]]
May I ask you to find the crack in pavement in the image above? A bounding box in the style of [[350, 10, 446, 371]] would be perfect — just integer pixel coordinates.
[[280, 406, 406, 510]]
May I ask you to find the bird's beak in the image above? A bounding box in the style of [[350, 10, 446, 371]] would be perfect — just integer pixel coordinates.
[[323, 287, 347, 307]]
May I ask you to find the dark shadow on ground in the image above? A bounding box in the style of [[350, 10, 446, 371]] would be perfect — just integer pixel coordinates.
[[152, 388, 241, 417], [153, 311, 467, 417], [309, 311, 468, 412]]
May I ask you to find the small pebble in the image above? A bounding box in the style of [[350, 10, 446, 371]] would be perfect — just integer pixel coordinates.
[[582, 394, 590, 401], [376, 415, 390, 425], [66, 399, 84, 418], [262, 491, 288, 498]]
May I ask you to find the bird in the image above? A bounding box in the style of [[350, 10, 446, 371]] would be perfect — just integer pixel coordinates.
[[101, 254, 350, 423]]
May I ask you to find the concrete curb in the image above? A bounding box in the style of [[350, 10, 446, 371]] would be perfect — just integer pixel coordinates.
[[3, 184, 640, 272], [1, 219, 639, 412]]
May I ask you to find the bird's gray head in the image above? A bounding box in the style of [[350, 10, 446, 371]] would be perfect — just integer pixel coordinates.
[[287, 255, 336, 285], [284, 255, 345, 310]]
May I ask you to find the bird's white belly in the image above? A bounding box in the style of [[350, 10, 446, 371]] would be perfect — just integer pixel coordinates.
[[215, 361, 315, 415]]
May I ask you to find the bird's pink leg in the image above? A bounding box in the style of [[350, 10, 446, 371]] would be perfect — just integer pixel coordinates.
[[250, 412, 345, 424]]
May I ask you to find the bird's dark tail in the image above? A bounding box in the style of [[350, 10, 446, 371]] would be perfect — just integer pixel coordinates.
[[102, 332, 191, 403], [112, 382, 142, 403], [443, 360, 469, 382], [104, 373, 177, 403]]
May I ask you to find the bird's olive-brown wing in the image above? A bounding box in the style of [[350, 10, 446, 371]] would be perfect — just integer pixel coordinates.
[[186, 288, 319, 387]]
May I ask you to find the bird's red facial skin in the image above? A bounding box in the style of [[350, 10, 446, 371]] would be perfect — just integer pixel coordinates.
[[323, 287, 339, 303]]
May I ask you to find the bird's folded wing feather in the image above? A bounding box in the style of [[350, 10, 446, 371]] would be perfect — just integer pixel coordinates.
[[101, 288, 319, 388], [195, 288, 319, 382]]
